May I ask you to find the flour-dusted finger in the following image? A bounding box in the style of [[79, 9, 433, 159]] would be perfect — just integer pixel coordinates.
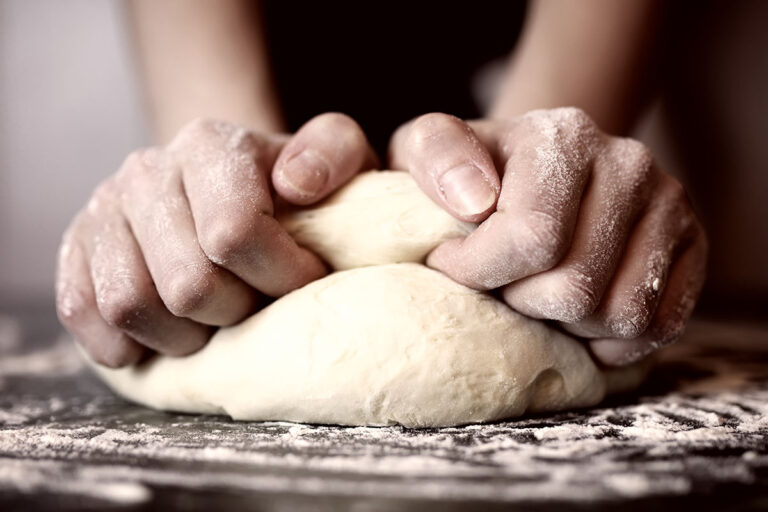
[[118, 146, 259, 326], [389, 112, 500, 223], [273, 113, 378, 205], [590, 224, 707, 366], [564, 174, 696, 339], [501, 136, 656, 321], [56, 218, 144, 368], [426, 109, 595, 290], [87, 187, 213, 356], [168, 119, 327, 297]]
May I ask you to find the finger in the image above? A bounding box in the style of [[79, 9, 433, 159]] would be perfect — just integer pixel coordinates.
[[273, 113, 378, 205], [87, 189, 213, 357], [426, 108, 596, 289], [501, 137, 655, 322], [465, 119, 515, 175], [56, 219, 144, 368], [388, 112, 500, 223], [169, 119, 327, 297], [564, 175, 695, 339], [119, 146, 260, 326], [590, 226, 707, 366]]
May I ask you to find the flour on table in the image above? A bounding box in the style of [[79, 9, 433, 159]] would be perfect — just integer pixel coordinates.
[[88, 171, 646, 427]]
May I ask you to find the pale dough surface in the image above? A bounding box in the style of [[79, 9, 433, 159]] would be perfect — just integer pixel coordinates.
[[90, 171, 646, 427]]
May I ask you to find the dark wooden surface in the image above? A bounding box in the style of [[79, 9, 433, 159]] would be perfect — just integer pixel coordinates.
[[1, 306, 768, 511]]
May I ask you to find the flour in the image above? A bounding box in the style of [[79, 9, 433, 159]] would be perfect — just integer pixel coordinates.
[[2, 387, 768, 504], [3, 330, 768, 505], [4, 276, 768, 505]]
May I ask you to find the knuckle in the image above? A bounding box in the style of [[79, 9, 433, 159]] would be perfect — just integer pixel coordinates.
[[542, 107, 596, 135], [592, 139, 656, 209], [175, 118, 262, 155], [623, 140, 654, 182], [118, 147, 164, 182], [558, 106, 593, 126], [521, 108, 599, 168], [198, 214, 262, 267], [158, 264, 218, 318], [602, 138, 655, 196], [96, 286, 148, 330]]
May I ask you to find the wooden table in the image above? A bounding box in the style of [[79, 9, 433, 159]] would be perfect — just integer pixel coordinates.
[[1, 305, 767, 511]]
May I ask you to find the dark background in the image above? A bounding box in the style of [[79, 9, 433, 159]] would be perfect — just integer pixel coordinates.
[[263, 1, 526, 156]]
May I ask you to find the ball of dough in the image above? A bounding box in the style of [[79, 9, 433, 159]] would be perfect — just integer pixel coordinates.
[[277, 170, 474, 269], [89, 171, 646, 427]]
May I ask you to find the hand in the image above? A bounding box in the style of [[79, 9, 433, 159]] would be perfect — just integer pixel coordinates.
[[57, 113, 377, 367], [389, 108, 707, 365]]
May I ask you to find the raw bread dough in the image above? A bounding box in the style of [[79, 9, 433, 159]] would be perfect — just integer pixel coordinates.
[[277, 170, 474, 270], [89, 171, 647, 427]]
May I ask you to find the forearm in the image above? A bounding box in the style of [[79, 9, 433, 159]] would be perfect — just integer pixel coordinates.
[[490, 0, 660, 135], [127, 0, 283, 143]]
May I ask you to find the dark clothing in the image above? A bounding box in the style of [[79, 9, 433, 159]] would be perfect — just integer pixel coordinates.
[[262, 1, 525, 156]]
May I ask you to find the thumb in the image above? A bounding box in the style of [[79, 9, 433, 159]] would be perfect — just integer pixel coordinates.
[[273, 113, 379, 205], [388, 113, 500, 223]]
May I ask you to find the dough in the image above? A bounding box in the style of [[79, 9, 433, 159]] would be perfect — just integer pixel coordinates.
[[277, 170, 473, 270], [89, 171, 647, 427]]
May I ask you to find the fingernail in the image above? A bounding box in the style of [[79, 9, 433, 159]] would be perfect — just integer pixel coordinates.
[[280, 151, 329, 197], [438, 164, 496, 217]]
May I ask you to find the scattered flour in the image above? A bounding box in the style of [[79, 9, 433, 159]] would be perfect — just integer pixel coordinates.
[[1, 321, 767, 505], [2, 385, 768, 504]]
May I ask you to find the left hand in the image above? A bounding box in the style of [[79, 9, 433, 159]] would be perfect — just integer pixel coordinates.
[[388, 108, 707, 366]]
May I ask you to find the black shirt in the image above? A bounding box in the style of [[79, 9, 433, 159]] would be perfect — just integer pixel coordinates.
[[262, 1, 526, 156]]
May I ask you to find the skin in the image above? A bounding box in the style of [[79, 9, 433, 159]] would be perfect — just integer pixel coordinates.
[[57, 0, 706, 368], [389, 109, 707, 365], [57, 115, 377, 367]]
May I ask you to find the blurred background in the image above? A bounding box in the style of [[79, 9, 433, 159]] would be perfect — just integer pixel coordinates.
[[1, 0, 767, 317], [0, 0, 146, 307]]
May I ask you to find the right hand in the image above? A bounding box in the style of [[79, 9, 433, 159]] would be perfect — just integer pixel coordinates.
[[388, 108, 707, 366], [56, 114, 377, 368]]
